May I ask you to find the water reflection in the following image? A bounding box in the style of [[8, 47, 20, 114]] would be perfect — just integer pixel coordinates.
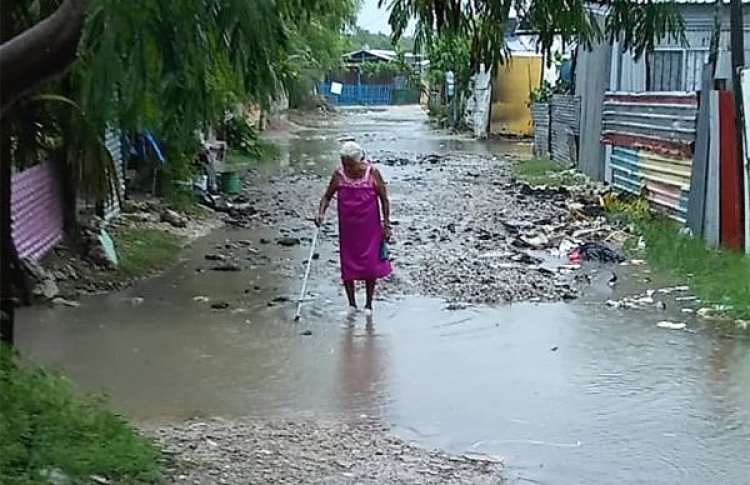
[[338, 316, 386, 417]]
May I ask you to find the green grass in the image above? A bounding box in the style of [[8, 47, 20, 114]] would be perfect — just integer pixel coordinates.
[[225, 140, 280, 166], [112, 227, 182, 279], [166, 187, 209, 217], [513, 157, 588, 187], [225, 152, 257, 166], [0, 349, 162, 483], [632, 218, 750, 321]]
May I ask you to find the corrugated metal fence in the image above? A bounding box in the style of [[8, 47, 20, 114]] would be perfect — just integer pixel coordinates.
[[550, 95, 581, 165], [103, 129, 125, 220], [601, 92, 698, 221], [11, 161, 64, 261], [530, 102, 549, 157], [530, 95, 581, 165]]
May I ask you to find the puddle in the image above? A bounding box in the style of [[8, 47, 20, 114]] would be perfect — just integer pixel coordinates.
[[15, 106, 750, 484]]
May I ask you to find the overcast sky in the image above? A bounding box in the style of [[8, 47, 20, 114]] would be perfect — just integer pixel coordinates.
[[357, 0, 415, 35]]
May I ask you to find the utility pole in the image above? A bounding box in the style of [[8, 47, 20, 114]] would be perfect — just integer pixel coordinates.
[[730, 0, 746, 248]]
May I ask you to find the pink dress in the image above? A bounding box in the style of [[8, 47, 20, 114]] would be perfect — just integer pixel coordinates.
[[336, 164, 392, 282]]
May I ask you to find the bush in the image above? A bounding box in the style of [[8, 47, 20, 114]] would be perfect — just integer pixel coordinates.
[[223, 114, 278, 160]]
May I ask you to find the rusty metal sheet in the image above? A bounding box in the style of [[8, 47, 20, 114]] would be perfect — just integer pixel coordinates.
[[601, 93, 698, 155]]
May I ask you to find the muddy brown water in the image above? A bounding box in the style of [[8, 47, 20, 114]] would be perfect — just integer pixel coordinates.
[[18, 106, 750, 484]]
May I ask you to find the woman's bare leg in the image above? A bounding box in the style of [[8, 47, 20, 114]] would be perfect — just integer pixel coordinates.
[[365, 280, 375, 310], [344, 281, 357, 308]]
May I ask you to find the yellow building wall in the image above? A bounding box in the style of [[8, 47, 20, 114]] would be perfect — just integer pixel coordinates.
[[490, 56, 543, 136]]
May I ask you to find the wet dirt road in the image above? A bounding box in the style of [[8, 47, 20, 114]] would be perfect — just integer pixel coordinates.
[[18, 107, 750, 484]]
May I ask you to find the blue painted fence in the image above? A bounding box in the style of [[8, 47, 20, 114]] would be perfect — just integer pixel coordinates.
[[318, 83, 393, 106]]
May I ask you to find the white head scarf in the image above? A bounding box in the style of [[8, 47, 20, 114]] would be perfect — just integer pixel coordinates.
[[340, 141, 365, 162]]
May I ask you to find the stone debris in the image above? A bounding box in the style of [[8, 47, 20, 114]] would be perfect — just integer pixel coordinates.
[[161, 209, 189, 228], [51, 297, 81, 307], [656, 321, 687, 330], [211, 262, 241, 272], [277, 237, 301, 247], [151, 419, 503, 484]]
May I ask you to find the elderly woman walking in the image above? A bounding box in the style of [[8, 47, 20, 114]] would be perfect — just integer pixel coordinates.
[[316, 142, 392, 315]]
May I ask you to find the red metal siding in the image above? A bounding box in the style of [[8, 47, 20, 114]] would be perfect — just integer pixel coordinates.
[[719, 91, 743, 251], [11, 161, 64, 261]]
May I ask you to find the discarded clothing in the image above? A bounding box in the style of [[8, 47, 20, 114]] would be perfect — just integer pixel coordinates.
[[570, 242, 623, 264]]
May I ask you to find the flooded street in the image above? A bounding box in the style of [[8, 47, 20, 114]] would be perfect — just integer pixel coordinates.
[[17, 107, 750, 484]]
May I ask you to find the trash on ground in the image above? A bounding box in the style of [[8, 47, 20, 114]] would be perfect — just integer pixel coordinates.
[[570, 242, 623, 264], [606, 291, 666, 311], [98, 229, 119, 267], [657, 321, 686, 330], [696, 307, 732, 321], [658, 285, 690, 294]]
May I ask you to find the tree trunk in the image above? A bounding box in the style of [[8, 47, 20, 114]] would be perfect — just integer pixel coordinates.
[[1, 117, 15, 345], [0, 0, 85, 115], [58, 75, 81, 247], [0, 0, 85, 345]]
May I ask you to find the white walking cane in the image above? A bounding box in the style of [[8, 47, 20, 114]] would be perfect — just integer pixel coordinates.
[[294, 225, 320, 322]]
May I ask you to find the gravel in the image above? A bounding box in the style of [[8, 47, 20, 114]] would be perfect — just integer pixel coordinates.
[[152, 418, 503, 484], [226, 150, 605, 304]]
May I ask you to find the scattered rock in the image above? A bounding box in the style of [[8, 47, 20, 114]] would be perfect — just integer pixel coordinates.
[[161, 209, 188, 228], [211, 302, 230, 310], [656, 321, 686, 330], [277, 237, 301, 247], [212, 262, 241, 272], [445, 302, 468, 311], [205, 254, 226, 261], [34, 277, 60, 300], [52, 297, 80, 308], [300, 330, 313, 336]]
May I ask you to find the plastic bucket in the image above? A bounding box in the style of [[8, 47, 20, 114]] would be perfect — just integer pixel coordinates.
[[220, 171, 241, 195]]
